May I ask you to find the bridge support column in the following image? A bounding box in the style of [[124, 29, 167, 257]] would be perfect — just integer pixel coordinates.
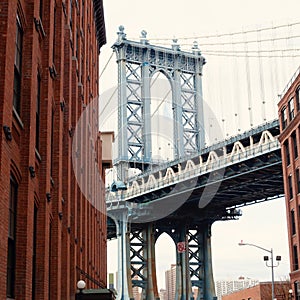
[[175, 226, 192, 300], [203, 225, 215, 300], [187, 224, 215, 300], [144, 224, 159, 300], [115, 211, 134, 300], [130, 224, 159, 300]]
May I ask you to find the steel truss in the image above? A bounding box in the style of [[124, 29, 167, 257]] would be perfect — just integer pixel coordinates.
[[113, 27, 206, 180], [112, 213, 217, 300]]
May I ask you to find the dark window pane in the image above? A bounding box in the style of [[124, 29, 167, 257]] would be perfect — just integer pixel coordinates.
[[285, 141, 290, 166], [294, 245, 299, 270], [39, 0, 43, 20], [13, 18, 23, 114], [36, 74, 41, 150], [292, 133, 298, 159], [296, 87, 300, 112], [292, 210, 296, 235], [281, 107, 287, 129], [7, 177, 18, 298], [289, 98, 295, 121], [297, 169, 300, 194], [288, 175, 293, 200]]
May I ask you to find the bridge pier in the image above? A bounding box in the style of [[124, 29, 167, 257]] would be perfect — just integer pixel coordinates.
[[188, 225, 215, 300], [111, 210, 134, 300], [170, 223, 216, 300], [111, 211, 217, 300]]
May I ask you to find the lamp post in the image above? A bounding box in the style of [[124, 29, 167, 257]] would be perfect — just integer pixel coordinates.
[[238, 241, 281, 300], [76, 280, 86, 300]]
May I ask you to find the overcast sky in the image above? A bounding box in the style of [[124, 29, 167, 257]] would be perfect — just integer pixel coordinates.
[[100, 0, 300, 290]]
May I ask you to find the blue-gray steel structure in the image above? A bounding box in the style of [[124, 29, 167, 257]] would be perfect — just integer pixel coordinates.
[[108, 28, 284, 300], [113, 26, 206, 180]]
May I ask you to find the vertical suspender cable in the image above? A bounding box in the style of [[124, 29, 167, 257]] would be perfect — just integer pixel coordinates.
[[231, 33, 240, 136], [257, 27, 266, 122], [244, 30, 253, 128], [217, 34, 225, 140], [271, 23, 279, 118]]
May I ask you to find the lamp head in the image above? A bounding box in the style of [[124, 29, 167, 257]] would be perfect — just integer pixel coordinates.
[[238, 240, 246, 246], [77, 280, 86, 292]]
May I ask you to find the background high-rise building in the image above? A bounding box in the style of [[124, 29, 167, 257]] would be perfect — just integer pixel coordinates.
[[132, 275, 142, 300], [215, 277, 259, 300], [278, 67, 300, 299], [0, 0, 107, 299], [165, 264, 177, 300], [159, 288, 167, 300]]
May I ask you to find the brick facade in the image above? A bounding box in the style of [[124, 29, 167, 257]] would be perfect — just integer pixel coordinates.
[[278, 68, 300, 300], [222, 282, 291, 300], [0, 0, 107, 299]]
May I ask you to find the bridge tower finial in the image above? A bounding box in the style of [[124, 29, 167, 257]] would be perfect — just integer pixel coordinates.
[[117, 25, 126, 42], [140, 30, 149, 45], [172, 38, 180, 51]]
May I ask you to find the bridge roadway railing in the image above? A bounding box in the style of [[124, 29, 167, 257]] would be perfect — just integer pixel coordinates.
[[106, 128, 280, 206]]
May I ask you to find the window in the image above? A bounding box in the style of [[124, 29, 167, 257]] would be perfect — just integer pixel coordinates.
[[52, 5, 56, 63], [7, 176, 18, 298], [32, 205, 38, 300], [294, 245, 299, 270], [294, 281, 300, 300], [281, 107, 287, 130], [48, 222, 52, 299], [289, 98, 295, 121], [70, 0, 73, 28], [296, 87, 300, 112], [36, 73, 41, 151], [292, 132, 298, 159], [13, 17, 23, 115], [291, 210, 296, 235], [297, 168, 300, 194], [39, 0, 43, 21], [50, 108, 54, 178], [288, 175, 293, 200], [76, 27, 79, 58], [285, 141, 291, 165]]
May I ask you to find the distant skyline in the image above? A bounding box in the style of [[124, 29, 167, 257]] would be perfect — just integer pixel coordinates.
[[101, 0, 298, 291]]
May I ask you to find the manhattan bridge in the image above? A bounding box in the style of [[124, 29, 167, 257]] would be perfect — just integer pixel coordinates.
[[98, 21, 300, 300]]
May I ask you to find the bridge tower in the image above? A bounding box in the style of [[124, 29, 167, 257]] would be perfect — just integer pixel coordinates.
[[113, 26, 206, 180], [110, 26, 211, 300]]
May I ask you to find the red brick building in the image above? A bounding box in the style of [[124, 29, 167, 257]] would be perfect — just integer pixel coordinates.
[[278, 67, 300, 299], [0, 0, 108, 299], [222, 282, 291, 300]]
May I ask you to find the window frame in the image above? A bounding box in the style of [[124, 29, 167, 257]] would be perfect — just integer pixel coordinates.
[[285, 140, 291, 166], [291, 209, 296, 235], [288, 174, 293, 200], [289, 97, 295, 121], [294, 245, 299, 271], [6, 176, 18, 298], [296, 86, 300, 112], [281, 106, 288, 130], [292, 132, 298, 159], [35, 73, 41, 152], [297, 168, 300, 194], [13, 16, 23, 116]]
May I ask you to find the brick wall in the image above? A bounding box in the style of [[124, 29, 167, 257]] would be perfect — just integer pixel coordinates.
[[0, 0, 107, 299], [278, 68, 300, 296], [222, 282, 291, 300]]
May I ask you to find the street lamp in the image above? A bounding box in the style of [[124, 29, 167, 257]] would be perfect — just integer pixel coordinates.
[[238, 241, 281, 300], [289, 288, 293, 300], [77, 280, 86, 293]]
